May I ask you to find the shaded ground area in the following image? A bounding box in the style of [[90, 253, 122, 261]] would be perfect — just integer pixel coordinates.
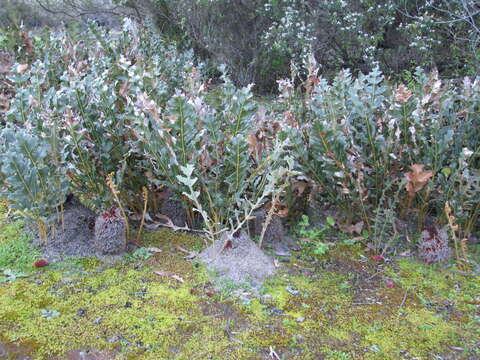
[[1, 204, 480, 359]]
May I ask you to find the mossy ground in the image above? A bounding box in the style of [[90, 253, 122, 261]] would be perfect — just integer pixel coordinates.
[[1, 202, 479, 359]]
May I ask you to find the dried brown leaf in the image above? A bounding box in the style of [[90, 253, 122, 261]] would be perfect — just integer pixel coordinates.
[[340, 221, 364, 235], [265, 200, 289, 218], [200, 149, 215, 171], [405, 164, 434, 199], [395, 84, 412, 104], [0, 55, 12, 75], [22, 31, 34, 57], [292, 180, 308, 196], [246, 133, 263, 162], [119, 80, 130, 100], [0, 93, 10, 113]]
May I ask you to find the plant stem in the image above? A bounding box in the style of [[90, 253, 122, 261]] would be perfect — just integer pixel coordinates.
[[136, 187, 148, 244]]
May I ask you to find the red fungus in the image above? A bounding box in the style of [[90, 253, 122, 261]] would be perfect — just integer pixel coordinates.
[[372, 255, 384, 262], [34, 259, 49, 267]]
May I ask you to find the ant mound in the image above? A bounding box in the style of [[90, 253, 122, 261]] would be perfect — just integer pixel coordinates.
[[160, 197, 188, 227], [198, 231, 276, 288], [33, 196, 97, 261], [249, 209, 286, 245], [34, 196, 126, 261], [158, 188, 188, 227], [248, 209, 295, 256]]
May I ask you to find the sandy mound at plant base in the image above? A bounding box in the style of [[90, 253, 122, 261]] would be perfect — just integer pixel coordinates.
[[33, 197, 97, 260], [198, 232, 276, 287], [33, 197, 126, 261]]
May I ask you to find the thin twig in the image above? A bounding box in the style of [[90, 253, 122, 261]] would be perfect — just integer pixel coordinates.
[[135, 187, 148, 244], [60, 203, 65, 231], [269, 346, 281, 360], [107, 172, 129, 244], [469, 341, 480, 352], [174, 245, 198, 260], [449, 269, 476, 278], [352, 302, 380, 306], [365, 267, 387, 281], [146, 214, 201, 233], [399, 290, 408, 309]]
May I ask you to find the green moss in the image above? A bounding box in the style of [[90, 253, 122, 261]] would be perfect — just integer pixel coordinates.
[[0, 222, 479, 359], [388, 259, 480, 313], [0, 227, 258, 359], [1, 262, 222, 358], [141, 228, 203, 249], [355, 307, 457, 358], [243, 298, 268, 320], [0, 203, 40, 273]]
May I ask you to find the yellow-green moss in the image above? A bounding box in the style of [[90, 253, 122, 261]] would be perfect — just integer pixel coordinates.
[[0, 228, 258, 359], [371, 308, 456, 354], [234, 247, 478, 359], [1, 225, 479, 359], [386, 258, 480, 329]]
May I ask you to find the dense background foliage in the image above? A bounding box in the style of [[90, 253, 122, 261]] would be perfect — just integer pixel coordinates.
[[2, 0, 479, 91], [125, 0, 480, 91]]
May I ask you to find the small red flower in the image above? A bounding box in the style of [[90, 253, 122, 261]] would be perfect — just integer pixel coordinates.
[[386, 280, 395, 288], [372, 255, 384, 262], [101, 206, 118, 220], [303, 272, 312, 277], [34, 259, 49, 267]]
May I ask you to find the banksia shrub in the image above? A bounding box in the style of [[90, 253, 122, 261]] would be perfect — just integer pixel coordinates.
[[284, 62, 479, 239], [0, 128, 69, 242], [418, 226, 452, 264], [3, 21, 195, 215], [135, 68, 295, 242]]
